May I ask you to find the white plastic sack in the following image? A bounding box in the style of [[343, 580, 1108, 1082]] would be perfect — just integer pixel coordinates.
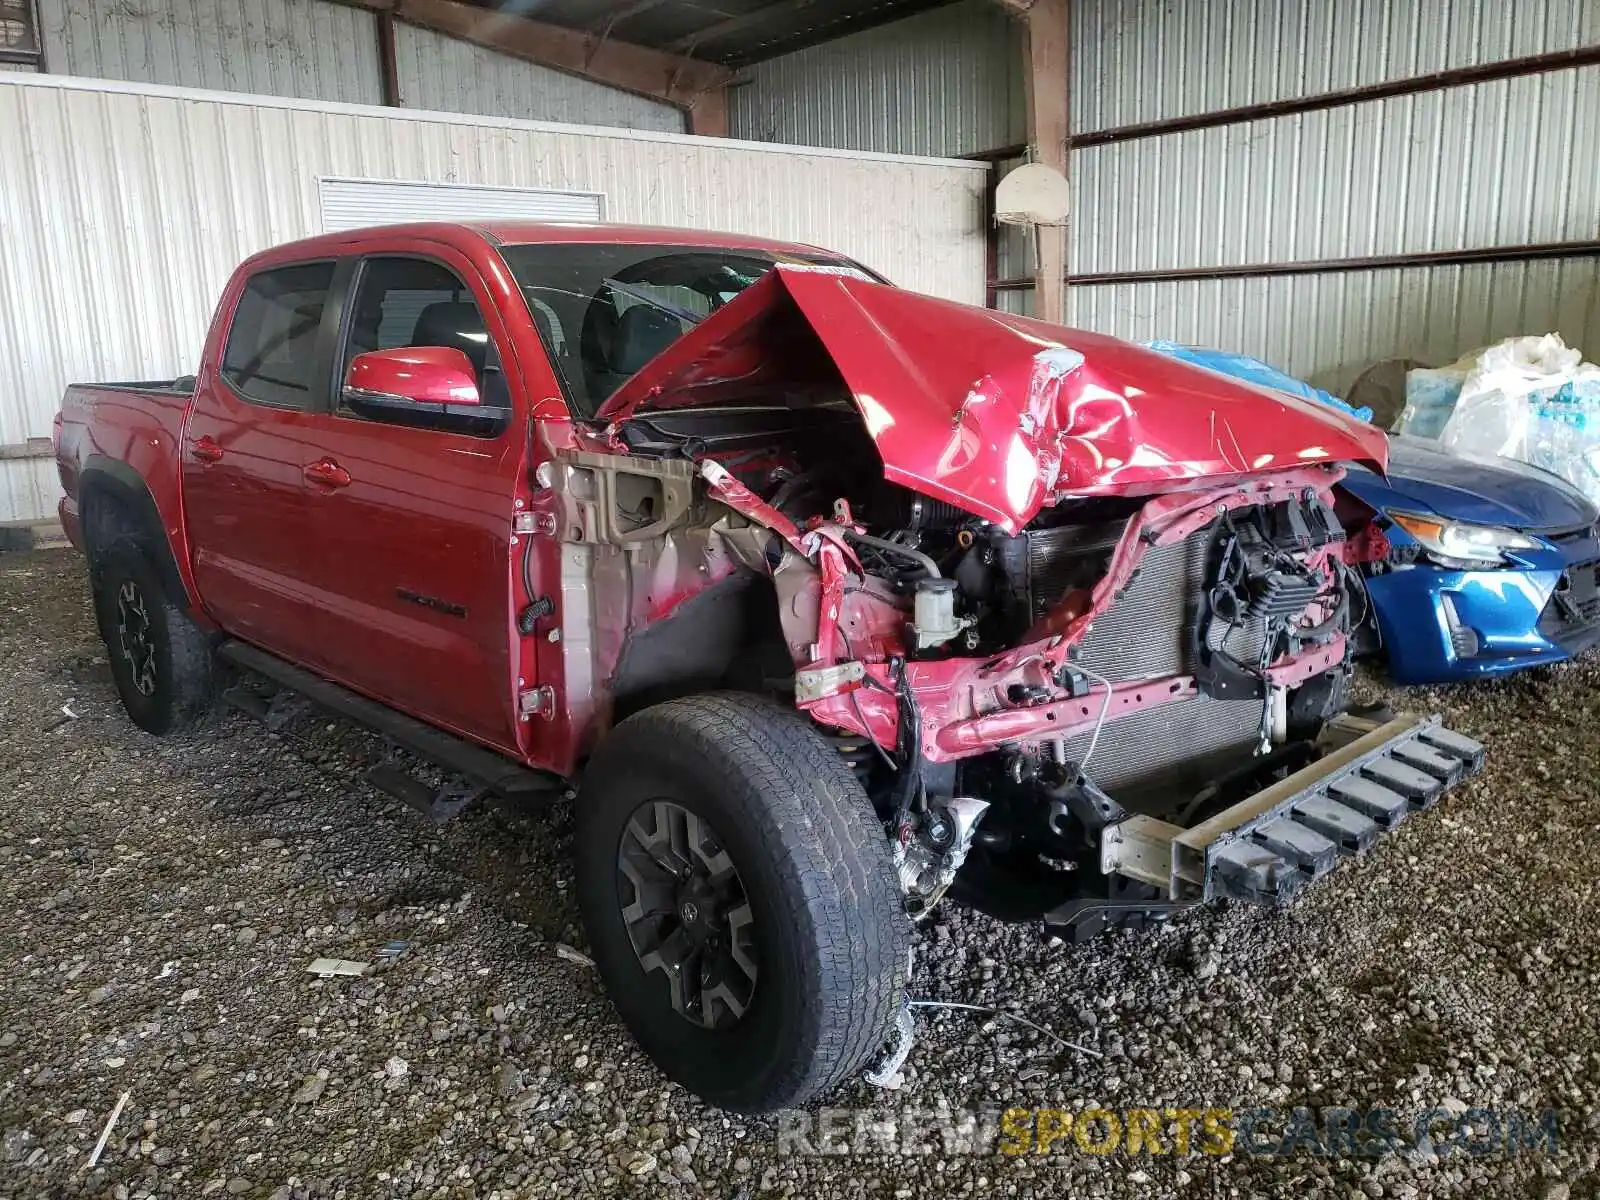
[[1438, 334, 1600, 505]]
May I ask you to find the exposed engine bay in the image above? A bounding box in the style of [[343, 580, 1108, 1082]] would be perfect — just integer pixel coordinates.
[[547, 395, 1479, 938], [752, 417, 1356, 916]]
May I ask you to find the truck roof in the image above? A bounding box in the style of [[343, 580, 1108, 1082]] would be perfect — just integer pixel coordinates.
[[239, 221, 834, 269], [482, 221, 832, 256]]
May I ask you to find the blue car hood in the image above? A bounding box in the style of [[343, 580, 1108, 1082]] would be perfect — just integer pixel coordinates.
[[1343, 435, 1598, 533]]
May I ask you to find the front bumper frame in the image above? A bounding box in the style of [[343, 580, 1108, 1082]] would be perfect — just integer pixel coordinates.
[[1101, 712, 1485, 906]]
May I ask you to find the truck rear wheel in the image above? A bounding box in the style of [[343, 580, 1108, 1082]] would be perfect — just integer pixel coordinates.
[[574, 693, 909, 1112], [93, 539, 215, 734]]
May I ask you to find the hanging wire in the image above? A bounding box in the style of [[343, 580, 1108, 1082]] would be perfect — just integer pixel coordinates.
[[1071, 662, 1116, 773], [907, 1000, 1103, 1059]]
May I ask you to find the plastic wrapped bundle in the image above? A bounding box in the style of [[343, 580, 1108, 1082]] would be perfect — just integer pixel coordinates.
[[1438, 335, 1600, 505], [1397, 356, 1475, 439]]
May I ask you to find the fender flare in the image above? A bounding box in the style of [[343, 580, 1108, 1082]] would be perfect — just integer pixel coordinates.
[[77, 456, 197, 612]]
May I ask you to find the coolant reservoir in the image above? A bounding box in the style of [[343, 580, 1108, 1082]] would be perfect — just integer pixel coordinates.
[[912, 578, 961, 650]]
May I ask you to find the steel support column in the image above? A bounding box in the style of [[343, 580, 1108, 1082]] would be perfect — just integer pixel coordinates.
[[992, 0, 1069, 323]]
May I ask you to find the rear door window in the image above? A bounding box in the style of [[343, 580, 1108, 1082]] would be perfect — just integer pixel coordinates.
[[220, 263, 336, 409]]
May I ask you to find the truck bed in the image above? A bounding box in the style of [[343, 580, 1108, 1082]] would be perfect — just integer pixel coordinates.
[[54, 379, 197, 554]]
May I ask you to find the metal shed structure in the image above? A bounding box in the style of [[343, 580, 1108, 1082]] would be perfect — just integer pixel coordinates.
[[2, 0, 1597, 527], [0, 72, 986, 524], [732, 0, 1600, 396]]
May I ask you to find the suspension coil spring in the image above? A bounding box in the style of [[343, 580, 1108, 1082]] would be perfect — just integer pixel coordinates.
[[831, 736, 877, 787]]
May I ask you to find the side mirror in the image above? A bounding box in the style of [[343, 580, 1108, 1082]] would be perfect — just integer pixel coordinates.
[[345, 346, 481, 407]]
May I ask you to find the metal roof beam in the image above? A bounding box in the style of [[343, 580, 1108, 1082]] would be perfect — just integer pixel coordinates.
[[665, 0, 810, 54], [334, 0, 734, 126], [593, 0, 672, 33]]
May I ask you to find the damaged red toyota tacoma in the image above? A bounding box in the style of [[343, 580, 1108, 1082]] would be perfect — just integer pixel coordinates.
[[54, 223, 1484, 1112]]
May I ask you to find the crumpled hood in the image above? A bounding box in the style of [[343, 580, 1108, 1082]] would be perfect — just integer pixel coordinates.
[[595, 266, 1389, 531], [1342, 434, 1599, 533]]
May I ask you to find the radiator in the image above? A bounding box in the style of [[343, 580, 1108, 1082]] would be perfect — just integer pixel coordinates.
[[1055, 694, 1265, 794], [1027, 519, 1275, 681], [1026, 518, 1270, 795]]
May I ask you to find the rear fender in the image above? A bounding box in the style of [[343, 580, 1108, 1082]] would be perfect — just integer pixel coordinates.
[[78, 457, 206, 617]]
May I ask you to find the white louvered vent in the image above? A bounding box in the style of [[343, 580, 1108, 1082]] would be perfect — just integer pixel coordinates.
[[319, 177, 604, 233]]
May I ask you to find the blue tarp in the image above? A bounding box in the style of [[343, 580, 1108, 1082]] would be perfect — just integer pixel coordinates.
[[1144, 341, 1374, 423]]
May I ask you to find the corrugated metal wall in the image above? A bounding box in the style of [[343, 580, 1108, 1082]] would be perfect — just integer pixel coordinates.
[[1073, 0, 1600, 132], [723, 0, 1599, 398], [34, 0, 384, 104], [1062, 0, 1600, 394], [318, 178, 605, 230], [1, 458, 57, 535], [1070, 66, 1600, 274], [1071, 257, 1600, 396], [0, 74, 986, 522], [392, 21, 683, 133], [31, 0, 681, 129], [730, 0, 1025, 156]]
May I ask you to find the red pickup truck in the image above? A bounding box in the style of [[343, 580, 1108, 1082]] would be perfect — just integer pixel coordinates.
[[55, 222, 1483, 1112]]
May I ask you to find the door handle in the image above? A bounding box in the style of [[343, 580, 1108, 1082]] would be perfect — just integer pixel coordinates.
[[189, 435, 224, 463], [304, 458, 352, 489]]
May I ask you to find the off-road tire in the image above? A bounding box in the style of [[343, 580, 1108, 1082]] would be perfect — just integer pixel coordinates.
[[93, 538, 215, 734], [575, 693, 909, 1112]]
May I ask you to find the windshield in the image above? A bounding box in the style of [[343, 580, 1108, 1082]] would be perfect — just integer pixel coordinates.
[[497, 242, 871, 418]]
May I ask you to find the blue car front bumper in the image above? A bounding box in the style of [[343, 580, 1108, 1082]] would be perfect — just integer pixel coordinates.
[[1367, 534, 1600, 683]]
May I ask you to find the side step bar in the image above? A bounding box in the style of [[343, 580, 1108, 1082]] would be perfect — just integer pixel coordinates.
[[217, 640, 561, 816], [1101, 713, 1484, 906]]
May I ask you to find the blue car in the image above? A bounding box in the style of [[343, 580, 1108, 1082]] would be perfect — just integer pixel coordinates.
[[1341, 436, 1600, 683], [1144, 342, 1600, 684]]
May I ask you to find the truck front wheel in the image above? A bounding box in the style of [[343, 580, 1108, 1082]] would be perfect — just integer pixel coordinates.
[[575, 693, 909, 1112], [92, 539, 214, 734]]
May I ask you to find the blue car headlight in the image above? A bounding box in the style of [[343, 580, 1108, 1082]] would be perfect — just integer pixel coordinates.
[[1388, 510, 1541, 566]]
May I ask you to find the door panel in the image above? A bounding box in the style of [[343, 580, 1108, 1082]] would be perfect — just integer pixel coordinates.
[[182, 262, 336, 667], [300, 251, 525, 753], [304, 426, 520, 749]]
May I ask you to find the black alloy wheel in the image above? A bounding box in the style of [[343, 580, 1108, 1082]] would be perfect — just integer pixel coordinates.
[[93, 538, 215, 734], [114, 578, 159, 697], [617, 799, 758, 1030], [574, 693, 909, 1112]]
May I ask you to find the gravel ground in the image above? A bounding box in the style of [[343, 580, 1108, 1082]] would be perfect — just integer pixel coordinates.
[[2, 546, 1598, 1199]]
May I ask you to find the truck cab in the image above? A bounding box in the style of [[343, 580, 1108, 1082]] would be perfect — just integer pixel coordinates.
[[54, 222, 1484, 1113]]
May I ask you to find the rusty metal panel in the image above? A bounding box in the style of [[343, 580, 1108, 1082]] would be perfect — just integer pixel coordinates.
[[34, 0, 383, 104], [0, 73, 986, 522], [1067, 256, 1600, 396], [392, 21, 682, 132], [731, 0, 1025, 157], [1070, 65, 1600, 275], [1073, 0, 1600, 132]]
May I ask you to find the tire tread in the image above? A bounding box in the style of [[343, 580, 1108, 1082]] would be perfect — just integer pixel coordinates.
[[580, 692, 908, 1110], [95, 537, 214, 734]]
